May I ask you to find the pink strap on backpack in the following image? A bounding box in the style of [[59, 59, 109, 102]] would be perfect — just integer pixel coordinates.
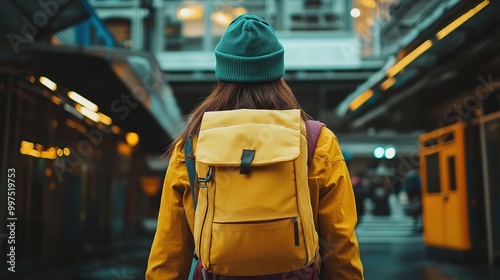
[[306, 120, 325, 165], [193, 260, 319, 280]]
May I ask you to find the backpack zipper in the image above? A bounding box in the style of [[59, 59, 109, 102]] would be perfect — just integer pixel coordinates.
[[197, 183, 210, 262], [293, 217, 299, 246]]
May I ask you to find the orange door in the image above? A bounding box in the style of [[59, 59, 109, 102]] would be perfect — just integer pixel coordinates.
[[421, 149, 445, 247], [439, 146, 470, 250], [420, 123, 471, 251]]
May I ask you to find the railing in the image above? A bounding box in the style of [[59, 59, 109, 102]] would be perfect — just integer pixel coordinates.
[[54, 0, 116, 47]]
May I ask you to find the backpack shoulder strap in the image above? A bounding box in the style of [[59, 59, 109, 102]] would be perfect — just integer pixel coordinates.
[[306, 120, 325, 165], [184, 137, 201, 276], [184, 136, 198, 209]]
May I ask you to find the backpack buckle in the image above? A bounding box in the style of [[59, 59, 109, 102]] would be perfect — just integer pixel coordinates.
[[198, 167, 213, 188], [240, 149, 256, 174]]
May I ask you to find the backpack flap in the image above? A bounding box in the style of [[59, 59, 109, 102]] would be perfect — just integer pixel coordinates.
[[196, 109, 302, 169]]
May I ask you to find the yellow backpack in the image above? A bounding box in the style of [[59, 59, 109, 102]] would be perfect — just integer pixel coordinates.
[[188, 109, 319, 276]]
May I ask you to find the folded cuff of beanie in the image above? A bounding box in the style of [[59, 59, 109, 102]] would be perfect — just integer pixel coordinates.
[[215, 49, 285, 82]]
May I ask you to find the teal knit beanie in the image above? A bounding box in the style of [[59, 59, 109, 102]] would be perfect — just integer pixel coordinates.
[[215, 14, 285, 82]]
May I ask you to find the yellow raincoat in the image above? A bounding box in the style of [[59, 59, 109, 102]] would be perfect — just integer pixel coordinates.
[[146, 127, 364, 280]]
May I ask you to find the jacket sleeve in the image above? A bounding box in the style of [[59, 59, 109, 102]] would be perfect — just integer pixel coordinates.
[[145, 143, 195, 280], [313, 129, 364, 280]]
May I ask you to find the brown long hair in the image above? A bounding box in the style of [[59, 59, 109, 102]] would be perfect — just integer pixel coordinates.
[[166, 78, 310, 155]]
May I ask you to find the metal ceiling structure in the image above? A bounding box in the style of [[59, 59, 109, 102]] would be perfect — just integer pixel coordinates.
[[332, 0, 500, 133]]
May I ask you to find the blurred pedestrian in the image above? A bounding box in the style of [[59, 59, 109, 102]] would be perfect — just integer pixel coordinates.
[[370, 176, 391, 216], [403, 170, 423, 232], [145, 14, 363, 280], [352, 173, 370, 227]]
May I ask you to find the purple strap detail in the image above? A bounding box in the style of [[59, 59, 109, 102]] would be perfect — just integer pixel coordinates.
[[193, 261, 319, 280], [306, 120, 325, 165]]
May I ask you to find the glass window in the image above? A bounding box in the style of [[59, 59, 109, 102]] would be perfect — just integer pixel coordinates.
[[162, 1, 273, 51], [448, 156, 456, 191], [103, 18, 132, 48], [426, 153, 440, 193]]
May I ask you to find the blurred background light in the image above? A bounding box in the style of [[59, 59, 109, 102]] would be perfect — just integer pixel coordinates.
[[385, 147, 396, 159], [98, 112, 113, 125], [177, 5, 203, 21], [374, 146, 385, 159], [76, 104, 101, 123], [39, 76, 57, 91], [350, 8, 361, 18], [68, 91, 99, 112], [126, 132, 140, 147], [111, 125, 121, 135]]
